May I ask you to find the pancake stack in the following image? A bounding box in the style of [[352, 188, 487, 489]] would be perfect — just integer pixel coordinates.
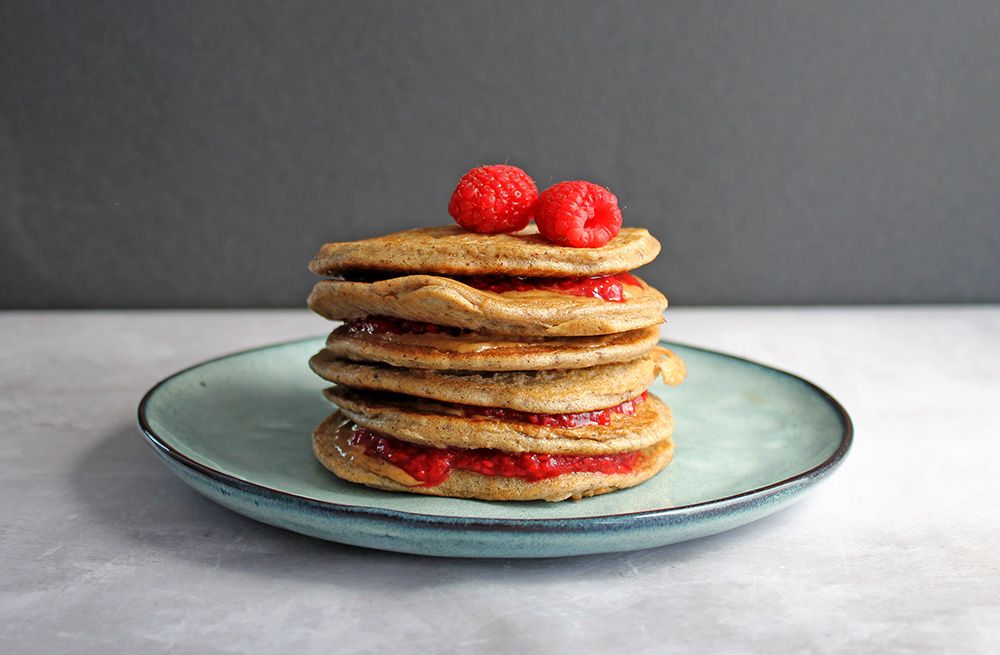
[[306, 225, 685, 502]]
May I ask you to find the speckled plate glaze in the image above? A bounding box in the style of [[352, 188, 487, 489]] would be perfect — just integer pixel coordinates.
[[138, 337, 851, 558]]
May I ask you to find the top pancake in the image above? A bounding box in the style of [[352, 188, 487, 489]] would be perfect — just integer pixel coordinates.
[[308, 225, 660, 277]]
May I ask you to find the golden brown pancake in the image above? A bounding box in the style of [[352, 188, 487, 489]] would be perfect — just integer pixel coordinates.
[[324, 387, 675, 455], [308, 274, 667, 337], [309, 225, 660, 278], [324, 325, 662, 371], [312, 413, 674, 502], [309, 348, 685, 413]]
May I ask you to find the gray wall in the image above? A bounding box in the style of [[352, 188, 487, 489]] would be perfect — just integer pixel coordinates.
[[2, 0, 998, 308]]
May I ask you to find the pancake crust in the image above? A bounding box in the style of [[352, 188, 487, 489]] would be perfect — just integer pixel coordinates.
[[308, 274, 667, 337], [312, 413, 675, 502], [325, 387, 675, 454], [324, 325, 662, 371], [310, 349, 685, 413], [309, 225, 661, 278]]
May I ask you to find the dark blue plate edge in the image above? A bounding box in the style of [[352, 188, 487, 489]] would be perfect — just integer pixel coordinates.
[[137, 336, 853, 534]]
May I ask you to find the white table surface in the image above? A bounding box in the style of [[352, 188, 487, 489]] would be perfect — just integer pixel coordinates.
[[1, 307, 998, 654]]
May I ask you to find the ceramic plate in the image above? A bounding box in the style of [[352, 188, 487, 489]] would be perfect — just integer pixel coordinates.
[[138, 337, 851, 558]]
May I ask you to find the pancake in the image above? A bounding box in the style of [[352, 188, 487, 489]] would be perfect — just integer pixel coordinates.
[[324, 324, 662, 371], [324, 386, 675, 455], [309, 348, 686, 413], [308, 224, 660, 278], [308, 274, 667, 337], [312, 413, 674, 502]]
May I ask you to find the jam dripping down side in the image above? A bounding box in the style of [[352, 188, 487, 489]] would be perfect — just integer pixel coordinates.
[[349, 427, 642, 487]]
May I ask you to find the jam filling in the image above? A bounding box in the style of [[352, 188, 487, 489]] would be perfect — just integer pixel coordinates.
[[460, 272, 642, 302], [349, 427, 641, 487], [454, 392, 648, 428], [341, 316, 471, 337]]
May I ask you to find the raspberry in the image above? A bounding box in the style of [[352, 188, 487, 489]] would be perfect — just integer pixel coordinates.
[[448, 164, 538, 234], [535, 181, 623, 248]]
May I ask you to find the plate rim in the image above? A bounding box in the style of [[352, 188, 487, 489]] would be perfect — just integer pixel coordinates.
[[137, 336, 853, 532]]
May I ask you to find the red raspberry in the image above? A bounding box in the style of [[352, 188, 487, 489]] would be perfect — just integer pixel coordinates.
[[535, 181, 623, 248], [448, 165, 538, 234]]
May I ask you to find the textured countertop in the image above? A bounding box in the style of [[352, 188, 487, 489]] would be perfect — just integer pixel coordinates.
[[2, 308, 998, 653]]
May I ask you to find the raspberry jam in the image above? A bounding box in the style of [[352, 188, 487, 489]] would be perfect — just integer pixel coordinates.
[[349, 427, 641, 486], [458, 392, 647, 428], [460, 272, 642, 302], [341, 316, 470, 337]]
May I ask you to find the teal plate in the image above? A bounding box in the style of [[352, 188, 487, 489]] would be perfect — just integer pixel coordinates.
[[138, 338, 851, 558]]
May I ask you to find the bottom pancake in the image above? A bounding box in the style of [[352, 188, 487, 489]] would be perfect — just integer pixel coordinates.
[[312, 413, 674, 502]]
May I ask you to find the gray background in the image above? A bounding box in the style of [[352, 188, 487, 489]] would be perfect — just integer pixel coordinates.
[[2, 0, 998, 308]]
